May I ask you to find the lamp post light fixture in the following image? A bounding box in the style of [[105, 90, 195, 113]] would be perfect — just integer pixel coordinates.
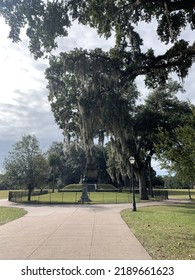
[[129, 156, 137, 211]]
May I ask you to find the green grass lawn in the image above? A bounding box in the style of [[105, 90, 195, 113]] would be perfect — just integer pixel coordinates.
[[0, 207, 27, 226], [121, 203, 195, 260], [167, 189, 195, 199], [0, 190, 9, 199]]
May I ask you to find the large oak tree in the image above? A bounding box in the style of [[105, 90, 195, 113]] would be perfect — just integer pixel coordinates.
[[1, 1, 195, 198]]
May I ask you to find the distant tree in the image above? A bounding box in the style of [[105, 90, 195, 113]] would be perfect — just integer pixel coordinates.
[[163, 175, 181, 189], [47, 142, 111, 186], [0, 173, 11, 190], [152, 175, 165, 189], [47, 142, 86, 185], [47, 142, 66, 187], [62, 143, 110, 185], [3, 135, 49, 201], [48, 152, 61, 192], [156, 105, 195, 185], [92, 145, 112, 184], [163, 174, 193, 189], [47, 142, 65, 192], [62, 143, 86, 185]]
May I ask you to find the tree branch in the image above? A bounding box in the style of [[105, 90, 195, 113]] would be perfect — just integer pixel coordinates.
[[122, 42, 195, 80], [132, 0, 195, 12]]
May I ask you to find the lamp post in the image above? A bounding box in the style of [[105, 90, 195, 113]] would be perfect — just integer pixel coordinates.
[[129, 156, 136, 211]]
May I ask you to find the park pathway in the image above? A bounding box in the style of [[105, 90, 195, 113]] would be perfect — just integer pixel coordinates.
[[0, 199, 174, 260]]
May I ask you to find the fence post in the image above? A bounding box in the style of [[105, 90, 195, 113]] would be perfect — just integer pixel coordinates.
[[8, 191, 12, 201]]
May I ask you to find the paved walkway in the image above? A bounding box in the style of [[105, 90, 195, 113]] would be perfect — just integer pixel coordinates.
[[0, 199, 183, 260]]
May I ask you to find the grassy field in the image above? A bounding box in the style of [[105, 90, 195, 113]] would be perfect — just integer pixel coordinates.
[[0, 207, 27, 226], [167, 189, 195, 199], [0, 190, 9, 199], [121, 203, 195, 259]]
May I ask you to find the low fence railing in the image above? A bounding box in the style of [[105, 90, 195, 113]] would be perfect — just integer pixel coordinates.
[[152, 189, 168, 199], [8, 190, 48, 202], [8, 188, 169, 204]]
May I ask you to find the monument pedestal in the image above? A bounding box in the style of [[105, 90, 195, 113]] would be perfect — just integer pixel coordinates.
[[78, 154, 99, 203], [78, 186, 92, 203], [83, 154, 99, 183]]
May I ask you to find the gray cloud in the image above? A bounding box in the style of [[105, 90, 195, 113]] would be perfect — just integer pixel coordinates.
[[0, 21, 64, 170], [0, 140, 16, 172], [0, 87, 63, 170], [1, 88, 62, 135]]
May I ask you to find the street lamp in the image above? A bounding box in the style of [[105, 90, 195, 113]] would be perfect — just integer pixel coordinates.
[[129, 156, 137, 211]]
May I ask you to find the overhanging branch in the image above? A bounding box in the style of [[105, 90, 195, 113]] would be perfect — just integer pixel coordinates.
[[132, 0, 195, 12]]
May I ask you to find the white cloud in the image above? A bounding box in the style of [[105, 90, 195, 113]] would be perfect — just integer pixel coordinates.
[[54, 21, 115, 54], [0, 18, 116, 172], [0, 18, 63, 170]]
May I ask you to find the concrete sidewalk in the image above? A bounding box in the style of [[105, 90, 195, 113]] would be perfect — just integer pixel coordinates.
[[0, 200, 154, 260]]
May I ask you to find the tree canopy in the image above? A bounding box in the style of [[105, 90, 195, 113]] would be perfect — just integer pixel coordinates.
[[46, 48, 139, 150], [155, 105, 195, 184], [1, 0, 195, 85], [104, 80, 193, 198]]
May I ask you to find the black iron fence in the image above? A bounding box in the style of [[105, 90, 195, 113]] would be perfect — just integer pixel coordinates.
[[8, 188, 169, 204]]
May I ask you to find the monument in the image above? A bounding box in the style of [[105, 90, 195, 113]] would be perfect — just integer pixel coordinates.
[[79, 154, 99, 189], [78, 154, 99, 202], [78, 177, 91, 203], [78, 185, 92, 203], [83, 154, 99, 183]]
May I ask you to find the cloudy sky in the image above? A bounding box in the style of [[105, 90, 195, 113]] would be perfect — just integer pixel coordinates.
[[0, 16, 195, 175], [0, 17, 115, 172]]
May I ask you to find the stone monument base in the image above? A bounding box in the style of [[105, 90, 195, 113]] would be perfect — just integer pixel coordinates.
[[78, 186, 92, 203]]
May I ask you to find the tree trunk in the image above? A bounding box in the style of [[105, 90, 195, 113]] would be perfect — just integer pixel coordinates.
[[52, 173, 55, 193], [148, 157, 154, 198], [27, 187, 32, 201], [188, 188, 192, 200], [136, 166, 148, 200]]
